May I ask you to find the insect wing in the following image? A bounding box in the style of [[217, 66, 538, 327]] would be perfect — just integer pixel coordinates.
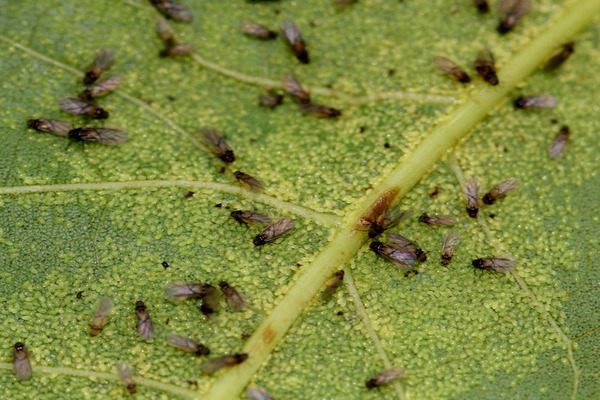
[[433, 56, 471, 83], [366, 367, 405, 388], [116, 362, 137, 394], [241, 20, 277, 39], [201, 353, 248, 374], [80, 75, 122, 100], [299, 102, 341, 118], [234, 171, 264, 192], [90, 296, 114, 336], [441, 231, 460, 265], [282, 75, 310, 104], [549, 126, 570, 159], [200, 127, 235, 163], [462, 178, 480, 218], [483, 178, 518, 204], [84, 48, 115, 84], [27, 119, 73, 136], [200, 285, 221, 315], [253, 217, 295, 246], [135, 301, 155, 340], [167, 332, 210, 355], [165, 282, 208, 301]]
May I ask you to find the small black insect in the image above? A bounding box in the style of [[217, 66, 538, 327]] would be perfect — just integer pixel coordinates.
[[320, 270, 344, 301], [482, 178, 518, 204], [219, 281, 248, 310], [162, 261, 170, 268], [418, 213, 457, 226], [167, 332, 210, 356], [259, 89, 284, 108], [544, 42, 575, 71], [116, 362, 136, 394], [433, 56, 471, 83], [150, 0, 193, 22], [59, 97, 109, 119], [231, 210, 272, 226], [184, 191, 194, 198], [165, 282, 210, 302], [79, 75, 122, 101], [474, 0, 489, 13], [67, 127, 127, 145], [548, 125, 570, 159], [89, 296, 114, 337], [280, 20, 309, 63], [234, 171, 264, 192], [299, 102, 342, 118], [160, 43, 195, 57], [135, 301, 155, 340], [441, 231, 460, 266], [366, 367, 405, 389], [513, 95, 557, 109], [27, 119, 73, 136], [200, 285, 221, 315], [201, 353, 249, 374], [241, 20, 277, 39], [474, 48, 498, 85], [462, 178, 480, 218], [13, 342, 32, 380], [253, 217, 295, 246], [199, 127, 235, 163], [472, 256, 515, 273], [282, 74, 310, 104], [497, 0, 531, 34], [83, 48, 115, 84]]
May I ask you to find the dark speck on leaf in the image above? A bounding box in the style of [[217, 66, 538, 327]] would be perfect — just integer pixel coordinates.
[[162, 261, 170, 269], [165, 318, 170, 325], [551, 119, 558, 124], [76, 291, 83, 299], [215, 203, 223, 208], [359, 126, 366, 133], [489, 214, 496, 218], [309, 21, 316, 27], [337, 311, 344, 316], [429, 187, 439, 198], [167, 95, 175, 102], [384, 142, 390, 149], [184, 191, 194, 198], [388, 69, 396, 76], [219, 167, 226, 173]]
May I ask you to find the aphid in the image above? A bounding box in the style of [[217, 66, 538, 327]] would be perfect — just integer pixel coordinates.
[[281, 75, 310, 104], [482, 178, 518, 204], [89, 296, 114, 337], [280, 20, 309, 63], [200, 285, 221, 315], [368, 207, 414, 238], [246, 385, 275, 400], [513, 95, 557, 109], [472, 256, 515, 273], [59, 97, 108, 119], [156, 18, 176, 46], [433, 56, 471, 83], [219, 281, 248, 310], [27, 119, 73, 136], [167, 332, 210, 356], [201, 353, 249, 374], [441, 231, 460, 266], [497, 0, 531, 34], [79, 75, 123, 101], [544, 42, 575, 72], [241, 20, 277, 39], [299, 102, 342, 118], [162, 261, 170, 268], [165, 282, 209, 301], [370, 241, 417, 271], [474, 0, 489, 13], [462, 178, 480, 218], [116, 362, 136, 394], [549, 125, 570, 159], [67, 127, 127, 145], [199, 127, 235, 163], [386, 232, 426, 262], [83, 48, 115, 84], [320, 270, 344, 301], [253, 217, 295, 246], [76, 291, 83, 299], [365, 367, 405, 389], [259, 89, 284, 108], [418, 213, 457, 226], [160, 43, 195, 57], [13, 342, 32, 380], [234, 171, 264, 192], [150, 0, 193, 22], [474, 48, 498, 85], [230, 210, 272, 226], [135, 301, 155, 340]]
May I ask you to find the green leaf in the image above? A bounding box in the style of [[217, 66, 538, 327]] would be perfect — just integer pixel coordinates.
[[1, 0, 599, 399]]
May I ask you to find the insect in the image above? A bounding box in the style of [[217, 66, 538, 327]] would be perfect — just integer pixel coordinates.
[[418, 213, 457, 226], [356, 188, 399, 232], [67, 127, 127, 145], [497, 0, 531, 34], [253, 217, 295, 246], [13, 342, 32, 380], [59, 97, 108, 119], [156, 18, 176, 46], [27, 119, 73, 136], [184, 191, 194, 198], [370, 241, 418, 271], [474, 0, 489, 13], [165, 282, 210, 301], [167, 332, 210, 356], [201, 353, 249, 374], [299, 102, 342, 118], [433, 56, 471, 83], [474, 48, 498, 85], [83, 48, 115, 84], [230, 210, 272, 226], [549, 125, 570, 159], [441, 231, 460, 266], [234, 171, 264, 192], [368, 206, 413, 238], [219, 281, 248, 310], [116, 362, 136, 394], [281, 75, 310, 104], [365, 367, 405, 389], [259, 89, 284, 108], [472, 256, 515, 273], [320, 270, 344, 301], [150, 0, 193, 22], [79, 75, 122, 101], [89, 296, 114, 337], [246, 385, 275, 400], [160, 43, 195, 57], [199, 127, 235, 163], [135, 301, 155, 340], [462, 178, 480, 218], [241, 20, 277, 39], [201, 285, 221, 315], [544, 42, 575, 71], [513, 95, 557, 109], [280, 20, 309, 63], [386, 232, 426, 262], [162, 261, 170, 268], [482, 178, 518, 204]]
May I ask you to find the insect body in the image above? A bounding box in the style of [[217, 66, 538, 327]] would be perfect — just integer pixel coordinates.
[[433, 56, 471, 83], [474, 48, 498, 85], [167, 332, 210, 355], [299, 102, 342, 118], [497, 0, 531, 34], [116, 362, 136, 394], [545, 42, 575, 71], [67, 127, 127, 145], [253, 217, 295, 246], [230, 210, 272, 226], [386, 233, 426, 262], [200, 285, 221, 315], [549, 125, 570, 159], [482, 178, 518, 204], [280, 20, 309, 63], [160, 43, 195, 57], [90, 296, 114, 336], [462, 178, 480, 218], [200, 127, 235, 163], [59, 97, 108, 119], [165, 282, 210, 301], [366, 367, 405, 389], [282, 75, 310, 104], [320, 270, 344, 301], [135, 301, 155, 340], [234, 171, 264, 192], [472, 257, 515, 273], [441, 231, 460, 265], [419, 213, 457, 226], [150, 0, 193, 22], [474, 0, 489, 13], [368, 207, 413, 238], [241, 20, 277, 39], [219, 281, 248, 310], [79, 75, 122, 101], [83, 49, 115, 84], [13, 342, 32, 380], [259, 89, 283, 108], [201, 353, 249, 373], [27, 119, 73, 136], [513, 95, 557, 109]]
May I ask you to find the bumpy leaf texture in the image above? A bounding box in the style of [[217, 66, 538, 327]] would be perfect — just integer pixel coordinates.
[[0, 0, 599, 399]]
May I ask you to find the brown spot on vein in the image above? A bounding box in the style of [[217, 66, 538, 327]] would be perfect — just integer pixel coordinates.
[[261, 325, 276, 345], [354, 187, 400, 231]]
